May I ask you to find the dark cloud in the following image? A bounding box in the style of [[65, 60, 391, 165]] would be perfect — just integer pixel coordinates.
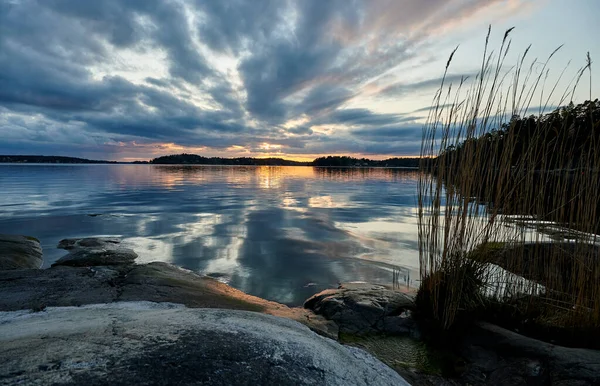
[[195, 0, 287, 55], [350, 125, 423, 141], [411, 104, 454, 113], [43, 0, 213, 83], [287, 126, 314, 135], [296, 85, 356, 116], [379, 74, 471, 97], [328, 109, 419, 126], [0, 0, 521, 159], [145, 78, 171, 88], [239, 43, 343, 122]]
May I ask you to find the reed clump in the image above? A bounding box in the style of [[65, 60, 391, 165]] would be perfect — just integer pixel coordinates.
[[417, 26, 599, 341]]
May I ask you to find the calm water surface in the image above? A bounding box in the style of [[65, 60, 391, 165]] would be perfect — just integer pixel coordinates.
[[0, 165, 420, 305]]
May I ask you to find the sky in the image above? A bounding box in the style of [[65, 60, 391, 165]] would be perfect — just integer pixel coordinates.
[[1, 0, 599, 161]]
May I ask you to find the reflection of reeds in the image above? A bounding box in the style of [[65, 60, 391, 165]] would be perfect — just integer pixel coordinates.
[[417, 26, 599, 331], [391, 267, 407, 290], [390, 265, 411, 290]]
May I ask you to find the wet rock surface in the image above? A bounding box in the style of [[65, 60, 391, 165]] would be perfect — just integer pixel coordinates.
[[52, 237, 138, 267], [0, 303, 409, 386], [304, 282, 417, 335], [0, 234, 43, 270]]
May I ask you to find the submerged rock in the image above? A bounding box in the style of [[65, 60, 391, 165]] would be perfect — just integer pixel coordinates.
[[304, 283, 417, 335], [53, 237, 137, 267], [0, 303, 410, 386], [0, 234, 43, 270]]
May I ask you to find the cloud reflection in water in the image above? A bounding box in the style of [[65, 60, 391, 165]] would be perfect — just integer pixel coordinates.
[[0, 165, 420, 305]]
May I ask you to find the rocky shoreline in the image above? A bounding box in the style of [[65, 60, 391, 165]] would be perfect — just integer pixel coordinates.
[[1, 235, 599, 385]]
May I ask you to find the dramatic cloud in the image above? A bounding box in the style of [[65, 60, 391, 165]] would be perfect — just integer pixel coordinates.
[[0, 0, 563, 160], [378, 74, 472, 98]]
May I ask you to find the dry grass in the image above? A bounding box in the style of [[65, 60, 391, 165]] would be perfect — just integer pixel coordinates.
[[417, 26, 599, 332]]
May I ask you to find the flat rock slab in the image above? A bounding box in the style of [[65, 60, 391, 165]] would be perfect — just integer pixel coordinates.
[[0, 265, 119, 311], [52, 248, 138, 267], [304, 283, 416, 335], [0, 262, 338, 340], [53, 237, 137, 267], [0, 234, 43, 270], [0, 303, 409, 386]]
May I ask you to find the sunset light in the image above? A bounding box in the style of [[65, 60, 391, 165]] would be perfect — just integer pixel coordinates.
[[1, 1, 596, 161], [1, 2, 599, 384]]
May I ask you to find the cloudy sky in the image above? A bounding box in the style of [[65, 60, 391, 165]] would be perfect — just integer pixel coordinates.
[[1, 0, 598, 161]]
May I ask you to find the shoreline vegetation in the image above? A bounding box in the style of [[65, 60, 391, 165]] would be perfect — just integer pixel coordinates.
[[417, 25, 599, 358], [0, 155, 121, 164], [0, 154, 420, 168]]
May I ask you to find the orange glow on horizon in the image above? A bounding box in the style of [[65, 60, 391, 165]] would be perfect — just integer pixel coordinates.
[[117, 153, 421, 163], [106, 141, 420, 162]]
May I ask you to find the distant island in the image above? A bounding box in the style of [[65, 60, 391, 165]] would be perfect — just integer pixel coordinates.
[[151, 154, 420, 167], [150, 154, 310, 166], [0, 155, 119, 164], [0, 154, 421, 168], [312, 156, 420, 168]]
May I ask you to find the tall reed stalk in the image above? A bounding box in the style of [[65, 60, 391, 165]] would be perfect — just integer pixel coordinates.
[[417, 27, 599, 331]]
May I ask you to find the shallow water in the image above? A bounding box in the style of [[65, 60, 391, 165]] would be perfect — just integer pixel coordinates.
[[0, 164, 420, 305]]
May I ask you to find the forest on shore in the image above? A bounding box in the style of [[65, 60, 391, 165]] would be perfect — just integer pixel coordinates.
[[150, 154, 420, 167], [0, 154, 420, 167]]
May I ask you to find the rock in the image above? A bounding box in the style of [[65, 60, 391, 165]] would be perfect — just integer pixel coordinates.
[[0, 303, 410, 385], [457, 322, 600, 385], [119, 262, 339, 339], [0, 234, 43, 270], [52, 248, 138, 267], [57, 237, 121, 251], [0, 261, 338, 339], [0, 265, 120, 310], [53, 237, 137, 267], [304, 283, 416, 335]]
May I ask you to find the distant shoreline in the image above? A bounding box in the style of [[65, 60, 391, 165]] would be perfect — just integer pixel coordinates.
[[0, 162, 419, 169], [0, 155, 123, 164], [1, 154, 422, 168]]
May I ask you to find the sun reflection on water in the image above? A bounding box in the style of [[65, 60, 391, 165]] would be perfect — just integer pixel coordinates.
[[0, 164, 423, 305]]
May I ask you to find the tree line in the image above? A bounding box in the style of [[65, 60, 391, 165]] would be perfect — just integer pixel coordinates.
[[0, 155, 118, 164], [150, 154, 420, 167], [439, 99, 600, 172]]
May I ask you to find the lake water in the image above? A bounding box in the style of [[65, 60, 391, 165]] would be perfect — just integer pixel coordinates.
[[0, 164, 421, 305]]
